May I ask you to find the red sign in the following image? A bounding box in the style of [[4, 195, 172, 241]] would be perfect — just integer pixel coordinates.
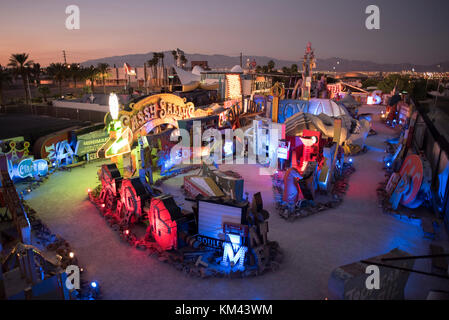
[[399, 154, 423, 206]]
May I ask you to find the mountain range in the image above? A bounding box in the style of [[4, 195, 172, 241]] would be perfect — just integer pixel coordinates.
[[81, 51, 449, 72]]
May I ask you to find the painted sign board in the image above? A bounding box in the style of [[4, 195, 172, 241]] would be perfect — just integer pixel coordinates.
[[328, 248, 414, 300], [8, 158, 48, 180], [75, 130, 109, 157], [197, 200, 246, 248], [33, 127, 80, 159], [118, 94, 196, 140], [275, 100, 309, 124]]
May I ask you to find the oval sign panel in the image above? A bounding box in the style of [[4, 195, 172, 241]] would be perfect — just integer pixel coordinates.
[[399, 154, 423, 206]]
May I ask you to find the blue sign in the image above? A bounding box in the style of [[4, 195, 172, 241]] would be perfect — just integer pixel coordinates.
[[9, 158, 49, 180], [274, 99, 309, 123]]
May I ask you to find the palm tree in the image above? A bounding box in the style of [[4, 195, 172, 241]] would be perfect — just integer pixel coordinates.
[[150, 53, 160, 85], [38, 85, 50, 102], [47, 63, 67, 96], [267, 60, 275, 73], [31, 63, 41, 86], [0, 65, 12, 106], [282, 66, 290, 74], [291, 64, 298, 74], [97, 63, 109, 93], [84, 66, 100, 93], [180, 54, 187, 68], [69, 63, 81, 88], [171, 50, 178, 66], [159, 52, 165, 86], [8, 53, 34, 104]]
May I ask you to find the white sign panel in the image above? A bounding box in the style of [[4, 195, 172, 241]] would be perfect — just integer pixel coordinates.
[[198, 201, 243, 240]]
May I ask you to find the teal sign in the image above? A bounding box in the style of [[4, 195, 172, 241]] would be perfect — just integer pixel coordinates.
[[10, 158, 48, 179]]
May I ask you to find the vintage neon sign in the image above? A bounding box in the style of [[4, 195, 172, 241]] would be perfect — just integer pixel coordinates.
[[46, 140, 75, 167], [118, 94, 195, 139], [221, 234, 247, 270], [225, 74, 242, 100], [9, 158, 48, 179], [104, 127, 133, 158]]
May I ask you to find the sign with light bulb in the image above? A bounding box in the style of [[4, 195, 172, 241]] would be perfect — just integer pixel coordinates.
[[8, 157, 48, 180], [225, 74, 242, 100], [117, 93, 196, 140]]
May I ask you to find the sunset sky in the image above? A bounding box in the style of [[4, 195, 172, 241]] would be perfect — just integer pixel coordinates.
[[1, 0, 449, 66]]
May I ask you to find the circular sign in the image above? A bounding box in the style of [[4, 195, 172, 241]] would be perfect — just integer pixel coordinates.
[[399, 154, 423, 206]]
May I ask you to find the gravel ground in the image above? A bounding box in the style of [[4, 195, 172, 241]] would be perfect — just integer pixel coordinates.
[[24, 105, 449, 299]]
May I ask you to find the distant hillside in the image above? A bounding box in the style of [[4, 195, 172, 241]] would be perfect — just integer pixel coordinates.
[[81, 51, 449, 72]]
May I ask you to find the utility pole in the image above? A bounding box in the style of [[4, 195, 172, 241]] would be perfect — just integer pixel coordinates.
[[62, 50, 67, 65], [240, 52, 243, 68]]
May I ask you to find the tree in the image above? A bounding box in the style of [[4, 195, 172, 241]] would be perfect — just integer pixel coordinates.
[[377, 74, 414, 94], [362, 78, 380, 89], [97, 63, 110, 93], [255, 65, 262, 73], [282, 66, 290, 74], [159, 52, 165, 86], [267, 60, 275, 73], [0, 65, 12, 106], [47, 63, 67, 96], [83, 66, 100, 93], [180, 54, 187, 68], [291, 64, 298, 74], [262, 65, 269, 73], [38, 85, 50, 102], [171, 50, 178, 66], [69, 63, 82, 88], [8, 53, 33, 104], [149, 52, 160, 84], [30, 63, 41, 86]]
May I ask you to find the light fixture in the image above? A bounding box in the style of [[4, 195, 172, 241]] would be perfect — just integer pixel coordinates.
[[109, 93, 119, 120]]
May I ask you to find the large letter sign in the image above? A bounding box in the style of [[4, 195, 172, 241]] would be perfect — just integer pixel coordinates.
[[221, 234, 247, 271]]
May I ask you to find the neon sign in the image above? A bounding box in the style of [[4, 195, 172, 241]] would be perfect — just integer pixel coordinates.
[[221, 234, 247, 270], [9, 158, 48, 180], [45, 140, 75, 167], [118, 94, 195, 138], [103, 127, 133, 158], [225, 74, 242, 100]]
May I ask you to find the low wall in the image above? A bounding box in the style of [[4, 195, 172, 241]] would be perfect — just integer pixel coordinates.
[[1, 101, 108, 123]]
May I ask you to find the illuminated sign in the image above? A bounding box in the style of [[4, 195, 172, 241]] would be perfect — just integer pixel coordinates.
[[327, 83, 343, 99], [0, 137, 30, 163], [34, 128, 78, 160], [118, 94, 195, 139], [197, 201, 244, 243], [225, 74, 242, 100], [99, 127, 133, 159], [9, 158, 48, 180], [45, 140, 75, 167], [277, 140, 290, 160], [75, 130, 109, 157], [221, 234, 247, 270]]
